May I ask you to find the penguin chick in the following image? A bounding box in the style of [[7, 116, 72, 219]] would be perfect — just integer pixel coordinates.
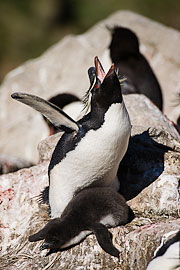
[[109, 26, 163, 110], [147, 231, 180, 270], [29, 187, 134, 258], [11, 56, 131, 218]]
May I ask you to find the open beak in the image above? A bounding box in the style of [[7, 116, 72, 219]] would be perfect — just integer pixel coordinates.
[[94, 56, 106, 83], [83, 57, 115, 112], [94, 56, 114, 83]]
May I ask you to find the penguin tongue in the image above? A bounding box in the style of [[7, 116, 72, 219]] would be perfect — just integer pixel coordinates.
[[94, 56, 114, 83], [94, 56, 106, 83]]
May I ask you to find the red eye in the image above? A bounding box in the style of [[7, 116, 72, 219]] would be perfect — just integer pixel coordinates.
[[95, 84, 98, 89]]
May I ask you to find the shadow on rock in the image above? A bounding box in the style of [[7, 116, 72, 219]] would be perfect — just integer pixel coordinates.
[[118, 129, 171, 201]]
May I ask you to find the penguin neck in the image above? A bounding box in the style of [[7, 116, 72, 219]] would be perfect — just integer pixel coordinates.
[[111, 50, 138, 63], [88, 105, 108, 127], [91, 105, 107, 119], [58, 214, 91, 249], [58, 215, 85, 246], [56, 217, 78, 238], [89, 99, 125, 127]]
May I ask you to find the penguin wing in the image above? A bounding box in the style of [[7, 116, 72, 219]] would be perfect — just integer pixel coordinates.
[[90, 223, 120, 258], [11, 92, 79, 133]]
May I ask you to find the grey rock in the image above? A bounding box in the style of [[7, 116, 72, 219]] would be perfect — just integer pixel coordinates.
[[38, 132, 62, 162], [121, 126, 180, 217], [0, 123, 179, 269], [124, 95, 180, 140], [0, 154, 33, 175]]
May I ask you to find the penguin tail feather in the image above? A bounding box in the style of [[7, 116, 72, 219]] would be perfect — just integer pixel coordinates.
[[37, 186, 49, 205]]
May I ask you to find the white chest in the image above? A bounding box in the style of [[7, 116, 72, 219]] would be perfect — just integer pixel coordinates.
[[49, 102, 131, 217], [147, 242, 180, 270]]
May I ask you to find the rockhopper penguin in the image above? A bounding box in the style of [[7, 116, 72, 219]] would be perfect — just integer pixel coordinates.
[[109, 26, 163, 111], [147, 231, 180, 270], [11, 56, 131, 218], [29, 187, 135, 258]]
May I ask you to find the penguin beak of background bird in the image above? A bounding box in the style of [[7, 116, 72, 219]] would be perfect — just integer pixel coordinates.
[[94, 56, 114, 83]]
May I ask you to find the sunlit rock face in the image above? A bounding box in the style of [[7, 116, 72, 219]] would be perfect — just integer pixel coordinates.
[[0, 125, 179, 269], [0, 10, 180, 270], [0, 10, 180, 163], [0, 152, 179, 269]]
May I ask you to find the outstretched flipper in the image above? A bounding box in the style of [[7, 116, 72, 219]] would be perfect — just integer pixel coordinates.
[[11, 92, 80, 133], [90, 223, 120, 258]]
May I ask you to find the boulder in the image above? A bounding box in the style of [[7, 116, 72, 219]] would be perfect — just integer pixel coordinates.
[[0, 159, 179, 270], [0, 10, 180, 163], [0, 154, 33, 175], [120, 126, 180, 217], [0, 121, 179, 269]]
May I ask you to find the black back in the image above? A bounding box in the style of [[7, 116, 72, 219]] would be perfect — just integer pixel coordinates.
[[60, 187, 134, 225], [109, 26, 163, 110]]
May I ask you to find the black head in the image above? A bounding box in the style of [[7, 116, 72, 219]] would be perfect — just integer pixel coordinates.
[[29, 218, 67, 250], [109, 26, 140, 62], [90, 57, 122, 113]]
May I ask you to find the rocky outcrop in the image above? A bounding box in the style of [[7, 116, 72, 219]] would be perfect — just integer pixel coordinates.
[[0, 121, 179, 269], [0, 10, 180, 163], [0, 154, 33, 175], [120, 126, 180, 217]]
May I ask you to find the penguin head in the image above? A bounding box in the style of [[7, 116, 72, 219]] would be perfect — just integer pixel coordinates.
[[90, 56, 123, 112], [29, 218, 67, 251], [109, 26, 139, 62]]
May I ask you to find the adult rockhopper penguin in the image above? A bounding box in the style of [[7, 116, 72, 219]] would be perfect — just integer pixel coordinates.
[[109, 26, 163, 111], [11, 56, 131, 218]]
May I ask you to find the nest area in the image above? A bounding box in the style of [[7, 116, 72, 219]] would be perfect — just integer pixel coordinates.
[[0, 200, 50, 269]]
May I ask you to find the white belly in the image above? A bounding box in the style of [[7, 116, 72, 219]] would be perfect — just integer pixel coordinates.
[[49, 102, 131, 218], [147, 242, 180, 270]]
